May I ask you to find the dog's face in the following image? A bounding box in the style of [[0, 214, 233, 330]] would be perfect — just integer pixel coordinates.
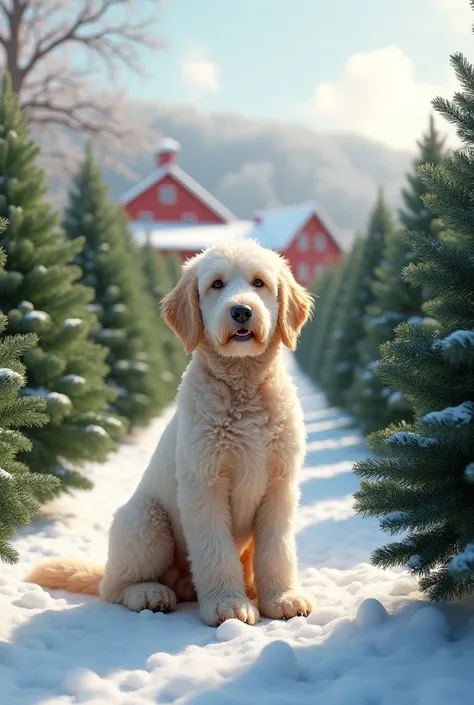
[[195, 243, 282, 358], [162, 240, 312, 357]]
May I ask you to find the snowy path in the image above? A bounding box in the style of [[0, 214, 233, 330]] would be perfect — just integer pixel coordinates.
[[2, 357, 474, 705]]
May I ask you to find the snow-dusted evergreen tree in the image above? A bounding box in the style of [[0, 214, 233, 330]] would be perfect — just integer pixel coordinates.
[[115, 210, 177, 410], [0, 74, 117, 492], [320, 192, 394, 407], [354, 49, 474, 601], [0, 245, 60, 562], [140, 244, 187, 387], [63, 147, 167, 427], [348, 119, 448, 434], [347, 229, 420, 434], [399, 114, 446, 235]]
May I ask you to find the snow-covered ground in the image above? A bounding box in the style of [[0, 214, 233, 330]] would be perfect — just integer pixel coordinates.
[[2, 357, 474, 705]]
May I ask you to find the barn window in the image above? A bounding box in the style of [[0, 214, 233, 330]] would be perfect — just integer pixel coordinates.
[[138, 211, 154, 222], [315, 234, 326, 251], [297, 234, 309, 252], [314, 234, 327, 251], [181, 212, 197, 224], [159, 184, 177, 204], [298, 262, 310, 281]]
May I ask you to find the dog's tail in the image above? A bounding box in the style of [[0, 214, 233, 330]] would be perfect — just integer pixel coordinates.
[[26, 558, 104, 596]]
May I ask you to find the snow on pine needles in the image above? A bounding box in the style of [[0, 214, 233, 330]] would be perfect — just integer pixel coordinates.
[[2, 356, 474, 705]]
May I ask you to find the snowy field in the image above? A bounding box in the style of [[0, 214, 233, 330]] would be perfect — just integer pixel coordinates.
[[2, 356, 474, 705]]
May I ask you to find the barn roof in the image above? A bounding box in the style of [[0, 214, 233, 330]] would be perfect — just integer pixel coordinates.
[[130, 201, 351, 254], [248, 201, 348, 252], [131, 220, 253, 251], [120, 162, 237, 223]]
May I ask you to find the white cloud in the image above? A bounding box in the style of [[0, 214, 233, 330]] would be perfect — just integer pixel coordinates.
[[309, 45, 457, 151], [438, 0, 473, 33], [179, 44, 220, 95]]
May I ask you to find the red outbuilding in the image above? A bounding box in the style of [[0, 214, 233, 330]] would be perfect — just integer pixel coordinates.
[[121, 138, 235, 227], [122, 139, 346, 285]]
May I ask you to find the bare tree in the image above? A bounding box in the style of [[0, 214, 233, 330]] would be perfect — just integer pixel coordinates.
[[0, 0, 166, 183]]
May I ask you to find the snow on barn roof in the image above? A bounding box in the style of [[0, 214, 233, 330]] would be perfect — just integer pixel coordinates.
[[248, 201, 348, 252], [120, 163, 237, 223], [130, 201, 350, 254], [131, 220, 254, 251]]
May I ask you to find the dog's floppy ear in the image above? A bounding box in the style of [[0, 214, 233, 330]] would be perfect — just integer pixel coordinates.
[[277, 261, 313, 350], [161, 262, 203, 354]]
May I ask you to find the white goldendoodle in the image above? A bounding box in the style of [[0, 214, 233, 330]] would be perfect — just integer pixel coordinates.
[[28, 238, 314, 626]]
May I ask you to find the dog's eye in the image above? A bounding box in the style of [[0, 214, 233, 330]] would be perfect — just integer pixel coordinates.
[[253, 278, 264, 288], [211, 279, 224, 290]]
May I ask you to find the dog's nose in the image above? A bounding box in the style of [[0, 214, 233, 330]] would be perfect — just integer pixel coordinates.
[[231, 304, 252, 324]]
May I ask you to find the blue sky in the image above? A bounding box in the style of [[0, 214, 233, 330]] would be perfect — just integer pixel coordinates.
[[119, 0, 474, 151]]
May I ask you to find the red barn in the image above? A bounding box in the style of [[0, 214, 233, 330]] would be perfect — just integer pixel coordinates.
[[249, 202, 344, 286], [121, 138, 236, 227], [122, 139, 347, 285]]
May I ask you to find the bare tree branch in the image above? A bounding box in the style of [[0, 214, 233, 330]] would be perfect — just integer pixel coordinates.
[[0, 0, 166, 183]]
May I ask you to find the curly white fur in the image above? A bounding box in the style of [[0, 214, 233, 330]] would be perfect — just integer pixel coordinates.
[[28, 239, 314, 627]]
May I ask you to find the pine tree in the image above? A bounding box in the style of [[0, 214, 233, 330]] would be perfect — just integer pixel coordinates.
[[295, 266, 333, 374], [0, 246, 60, 562], [320, 192, 394, 407], [317, 237, 363, 399], [140, 244, 188, 386], [354, 48, 474, 601], [63, 147, 169, 427], [115, 210, 178, 409], [347, 119, 448, 434], [0, 74, 117, 492], [347, 230, 421, 434], [308, 256, 351, 385], [165, 250, 183, 290], [399, 114, 446, 236], [344, 118, 448, 433]]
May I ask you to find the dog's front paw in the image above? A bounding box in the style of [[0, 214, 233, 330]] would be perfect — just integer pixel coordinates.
[[122, 582, 177, 613], [259, 590, 313, 620], [200, 594, 260, 626]]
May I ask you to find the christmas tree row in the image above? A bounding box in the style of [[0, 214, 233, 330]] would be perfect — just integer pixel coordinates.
[[296, 49, 474, 600], [297, 114, 446, 433], [0, 74, 187, 562]]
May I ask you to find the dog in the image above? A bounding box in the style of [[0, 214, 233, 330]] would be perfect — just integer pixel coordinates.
[[27, 239, 314, 627]]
